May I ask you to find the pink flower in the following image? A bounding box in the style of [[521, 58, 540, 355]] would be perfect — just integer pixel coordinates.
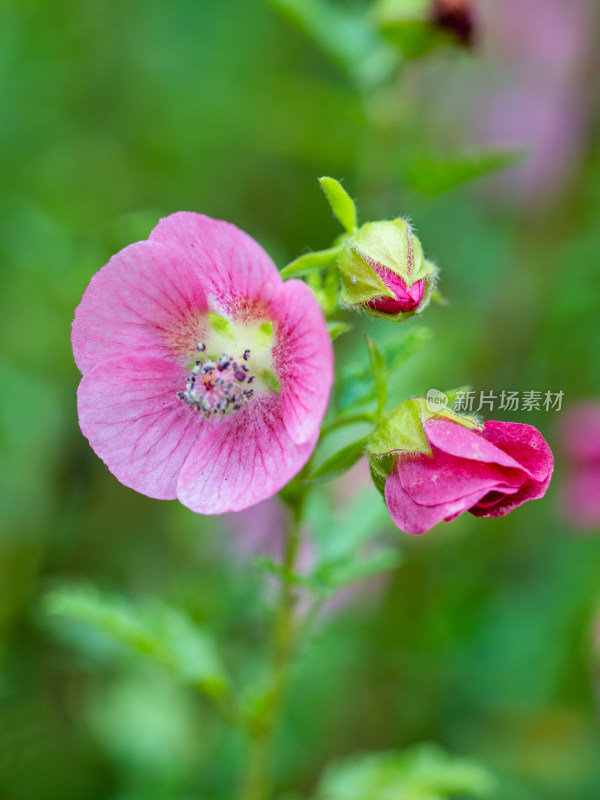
[[385, 418, 553, 535], [72, 212, 333, 514], [559, 402, 600, 530]]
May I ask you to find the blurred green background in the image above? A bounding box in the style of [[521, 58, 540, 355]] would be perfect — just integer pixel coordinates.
[[2, 1, 600, 798]]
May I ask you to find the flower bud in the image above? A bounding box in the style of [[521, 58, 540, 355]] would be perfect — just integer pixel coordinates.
[[337, 219, 438, 321], [367, 398, 553, 535], [432, 0, 475, 48]]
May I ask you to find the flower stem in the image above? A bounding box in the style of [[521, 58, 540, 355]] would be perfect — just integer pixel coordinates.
[[239, 494, 306, 800]]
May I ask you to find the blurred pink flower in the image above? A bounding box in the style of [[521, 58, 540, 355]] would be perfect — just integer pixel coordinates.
[[476, 0, 595, 203], [421, 0, 595, 206], [386, 418, 553, 535], [559, 403, 600, 530], [72, 212, 333, 514]]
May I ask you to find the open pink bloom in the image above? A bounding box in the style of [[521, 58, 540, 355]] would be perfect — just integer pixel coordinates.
[[385, 418, 553, 535], [72, 212, 333, 514]]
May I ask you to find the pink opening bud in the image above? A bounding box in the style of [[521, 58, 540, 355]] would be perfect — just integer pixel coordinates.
[[367, 266, 426, 315], [337, 219, 438, 322]]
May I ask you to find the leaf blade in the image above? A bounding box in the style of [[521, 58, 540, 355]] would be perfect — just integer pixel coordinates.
[[308, 435, 368, 484], [319, 176, 358, 233]]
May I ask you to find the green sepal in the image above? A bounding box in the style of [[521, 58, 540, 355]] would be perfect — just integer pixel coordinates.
[[367, 398, 431, 457], [339, 241, 393, 306], [431, 286, 447, 305], [367, 397, 482, 457], [365, 335, 387, 418], [369, 454, 393, 498], [319, 176, 358, 234], [308, 435, 369, 485], [328, 320, 352, 340], [280, 244, 343, 279]]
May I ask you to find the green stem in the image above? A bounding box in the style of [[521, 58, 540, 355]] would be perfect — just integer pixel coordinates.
[[239, 494, 306, 800]]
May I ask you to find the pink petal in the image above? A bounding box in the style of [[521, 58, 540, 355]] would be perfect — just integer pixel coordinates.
[[470, 472, 552, 518], [271, 279, 334, 445], [72, 240, 208, 375], [425, 418, 528, 472], [482, 420, 554, 482], [397, 449, 525, 506], [385, 466, 491, 535], [176, 394, 317, 514], [77, 355, 214, 499], [150, 212, 282, 320]]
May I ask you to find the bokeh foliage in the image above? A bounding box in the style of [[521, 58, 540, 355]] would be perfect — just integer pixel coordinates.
[[1, 1, 600, 798]]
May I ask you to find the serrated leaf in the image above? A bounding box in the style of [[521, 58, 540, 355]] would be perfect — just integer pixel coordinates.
[[311, 547, 402, 595], [280, 245, 342, 278], [339, 325, 431, 411], [328, 321, 352, 340], [252, 556, 313, 588], [264, 0, 398, 87], [44, 586, 229, 698], [308, 436, 368, 485], [365, 335, 386, 417], [316, 743, 495, 799], [319, 176, 357, 233], [409, 148, 526, 195]]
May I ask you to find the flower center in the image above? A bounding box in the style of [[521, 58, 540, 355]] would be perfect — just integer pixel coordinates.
[[176, 342, 256, 419]]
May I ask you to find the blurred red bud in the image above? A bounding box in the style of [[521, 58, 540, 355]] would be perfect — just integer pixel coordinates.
[[432, 0, 476, 47]]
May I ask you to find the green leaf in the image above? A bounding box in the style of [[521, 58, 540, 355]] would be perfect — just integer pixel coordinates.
[[376, 0, 446, 57], [365, 335, 386, 417], [264, 0, 398, 87], [339, 325, 431, 411], [280, 245, 342, 279], [252, 556, 313, 588], [308, 436, 368, 484], [319, 176, 357, 233], [316, 743, 495, 799], [328, 320, 352, 340], [44, 586, 230, 698], [409, 148, 526, 195], [311, 546, 402, 595]]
